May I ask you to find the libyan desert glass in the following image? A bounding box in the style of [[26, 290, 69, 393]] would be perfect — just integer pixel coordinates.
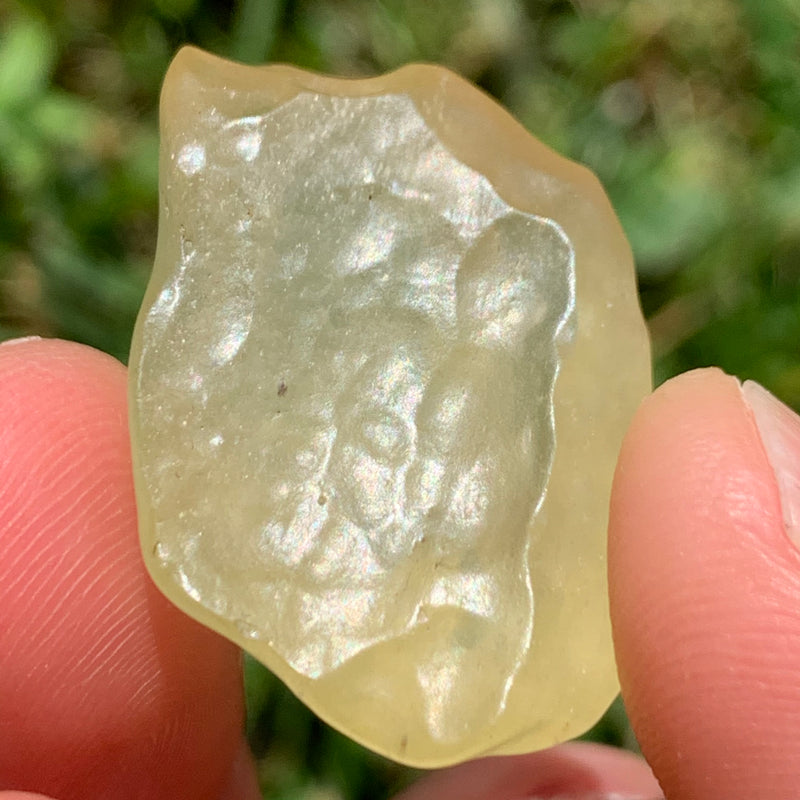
[[128, 46, 651, 767]]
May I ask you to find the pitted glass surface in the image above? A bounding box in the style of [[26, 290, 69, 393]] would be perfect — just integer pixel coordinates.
[[130, 48, 651, 768], [139, 90, 574, 696]]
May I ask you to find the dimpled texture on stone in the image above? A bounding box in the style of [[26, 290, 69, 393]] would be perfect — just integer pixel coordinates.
[[129, 46, 651, 768]]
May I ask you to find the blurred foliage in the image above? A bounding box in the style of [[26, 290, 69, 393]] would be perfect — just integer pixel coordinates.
[[0, 0, 797, 797]]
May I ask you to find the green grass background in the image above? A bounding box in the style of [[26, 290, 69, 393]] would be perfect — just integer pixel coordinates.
[[0, 0, 797, 797]]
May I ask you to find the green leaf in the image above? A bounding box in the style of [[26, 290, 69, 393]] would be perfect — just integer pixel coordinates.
[[244, 654, 273, 740], [0, 13, 55, 108], [28, 92, 104, 149], [230, 0, 286, 64], [0, 115, 50, 191], [150, 0, 199, 21]]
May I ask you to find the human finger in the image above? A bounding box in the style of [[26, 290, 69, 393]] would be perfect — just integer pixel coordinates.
[[392, 741, 660, 799], [0, 792, 59, 800], [610, 368, 800, 799], [0, 337, 259, 800]]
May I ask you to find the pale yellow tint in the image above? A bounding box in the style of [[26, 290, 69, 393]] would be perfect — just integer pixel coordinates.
[[128, 46, 651, 768]]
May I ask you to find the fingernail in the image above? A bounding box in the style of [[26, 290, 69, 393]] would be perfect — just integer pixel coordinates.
[[742, 380, 800, 548], [521, 795, 663, 800], [0, 335, 42, 348], [217, 738, 261, 800]]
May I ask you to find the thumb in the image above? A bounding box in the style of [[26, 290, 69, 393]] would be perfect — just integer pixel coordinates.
[[609, 368, 800, 799], [0, 338, 258, 800]]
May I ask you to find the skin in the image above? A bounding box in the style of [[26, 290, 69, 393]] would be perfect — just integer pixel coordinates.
[[0, 338, 797, 799]]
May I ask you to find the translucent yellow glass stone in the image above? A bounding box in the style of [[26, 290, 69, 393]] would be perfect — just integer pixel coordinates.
[[129, 46, 651, 767]]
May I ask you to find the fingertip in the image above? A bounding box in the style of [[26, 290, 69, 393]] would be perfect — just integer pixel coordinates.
[[610, 368, 800, 798], [393, 742, 660, 800], [0, 339, 246, 800], [0, 793, 60, 800], [217, 739, 263, 800]]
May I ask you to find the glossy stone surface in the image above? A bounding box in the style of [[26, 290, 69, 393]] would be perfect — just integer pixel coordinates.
[[129, 46, 651, 767]]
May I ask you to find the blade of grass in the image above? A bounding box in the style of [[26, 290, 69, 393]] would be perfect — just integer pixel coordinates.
[[230, 0, 286, 64]]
